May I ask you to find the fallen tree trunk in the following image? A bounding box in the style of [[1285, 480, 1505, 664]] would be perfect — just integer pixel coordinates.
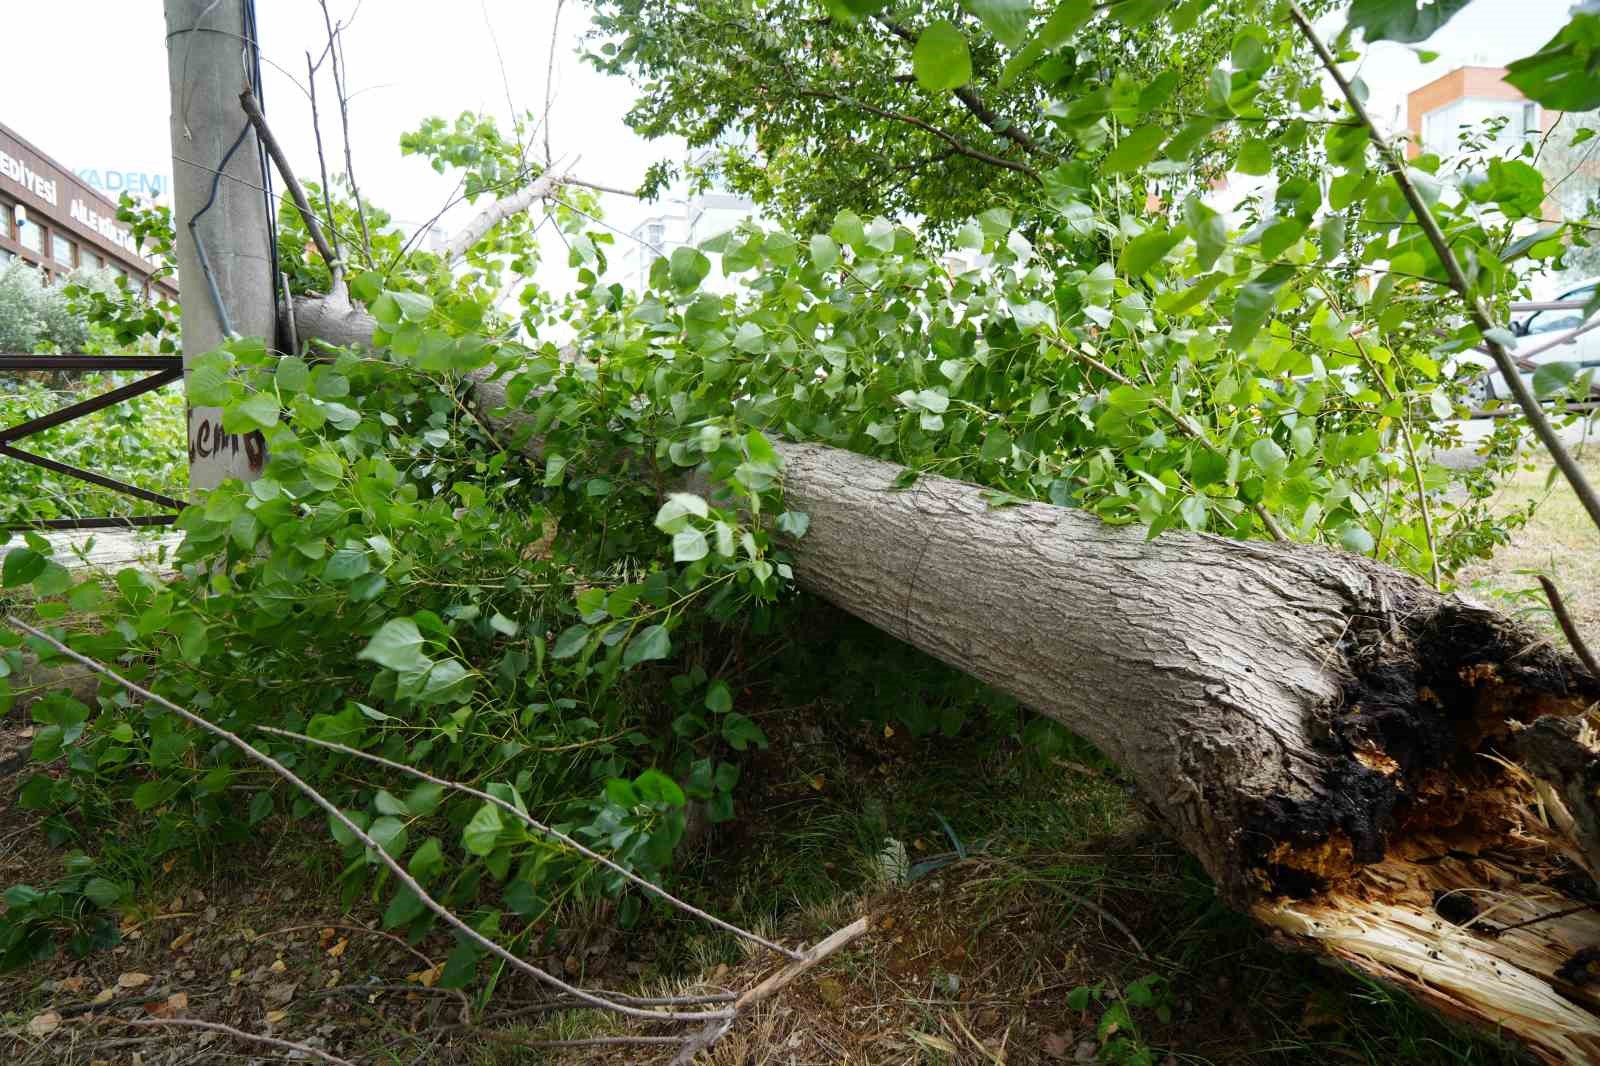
[[294, 295, 1600, 1062]]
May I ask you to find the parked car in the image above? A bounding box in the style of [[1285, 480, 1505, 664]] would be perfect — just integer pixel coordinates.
[[1462, 280, 1598, 405]]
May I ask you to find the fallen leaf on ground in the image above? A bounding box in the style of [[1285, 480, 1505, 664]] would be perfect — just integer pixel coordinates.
[[265, 1009, 288, 1024], [816, 976, 845, 1007], [407, 962, 443, 987], [326, 937, 348, 958], [56, 976, 88, 994], [117, 972, 153, 990], [269, 958, 287, 973], [169, 931, 194, 951], [264, 982, 298, 1008], [1043, 1031, 1071, 1059], [27, 1011, 61, 1037], [92, 987, 116, 1005]]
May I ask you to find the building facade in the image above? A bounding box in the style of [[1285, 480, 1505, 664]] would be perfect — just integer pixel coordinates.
[[0, 120, 174, 297], [1406, 66, 1553, 160]]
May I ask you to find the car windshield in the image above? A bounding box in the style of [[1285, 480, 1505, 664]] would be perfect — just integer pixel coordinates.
[[1524, 285, 1595, 335]]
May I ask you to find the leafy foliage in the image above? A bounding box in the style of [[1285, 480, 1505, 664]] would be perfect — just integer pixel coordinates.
[[4, 0, 1598, 997]]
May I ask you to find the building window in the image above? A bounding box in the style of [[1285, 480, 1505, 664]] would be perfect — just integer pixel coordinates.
[[0, 248, 12, 263], [81, 248, 102, 271], [17, 216, 42, 253], [645, 222, 665, 248], [52, 233, 74, 267], [1423, 97, 1540, 157]]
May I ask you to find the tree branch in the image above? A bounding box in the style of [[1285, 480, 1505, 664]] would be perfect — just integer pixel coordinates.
[[797, 88, 1039, 180], [239, 88, 343, 298], [1539, 575, 1600, 680], [2, 616, 731, 1027], [257, 724, 805, 961], [875, 16, 1051, 159], [119, 1018, 357, 1066], [439, 169, 570, 261], [1287, 0, 1600, 535]]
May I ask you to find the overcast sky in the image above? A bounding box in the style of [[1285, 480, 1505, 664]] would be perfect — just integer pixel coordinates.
[[0, 0, 1578, 292]]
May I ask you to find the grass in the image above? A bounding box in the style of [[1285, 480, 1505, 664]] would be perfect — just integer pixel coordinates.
[[1455, 440, 1600, 639]]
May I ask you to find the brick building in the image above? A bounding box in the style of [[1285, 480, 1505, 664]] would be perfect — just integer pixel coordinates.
[[1405, 65, 1554, 160]]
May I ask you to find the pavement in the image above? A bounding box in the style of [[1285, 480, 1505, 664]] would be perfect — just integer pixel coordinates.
[[35, 526, 183, 573], [1433, 414, 1596, 470]]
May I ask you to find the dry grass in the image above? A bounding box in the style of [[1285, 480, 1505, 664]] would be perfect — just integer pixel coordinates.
[[1455, 445, 1600, 639]]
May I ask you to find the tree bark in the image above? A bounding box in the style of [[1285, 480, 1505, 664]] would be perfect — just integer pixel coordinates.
[[294, 296, 1600, 1063], [165, 0, 277, 490]]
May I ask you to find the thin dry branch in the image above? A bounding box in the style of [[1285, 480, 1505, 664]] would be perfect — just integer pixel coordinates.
[[257, 724, 805, 961], [318, 0, 373, 262], [1539, 575, 1600, 679], [118, 1018, 356, 1066], [2, 616, 730, 1026], [544, 0, 567, 168], [672, 917, 871, 1065]]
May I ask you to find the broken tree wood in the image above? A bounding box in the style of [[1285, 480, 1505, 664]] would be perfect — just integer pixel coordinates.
[[282, 287, 1600, 1059]]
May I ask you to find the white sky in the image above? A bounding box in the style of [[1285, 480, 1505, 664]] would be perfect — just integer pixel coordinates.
[[0, 0, 1578, 294]]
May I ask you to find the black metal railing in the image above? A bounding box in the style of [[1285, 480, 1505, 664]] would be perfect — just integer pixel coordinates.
[[0, 354, 185, 529]]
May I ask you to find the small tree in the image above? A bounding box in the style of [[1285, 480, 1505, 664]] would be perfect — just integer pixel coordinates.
[[0, 261, 91, 355]]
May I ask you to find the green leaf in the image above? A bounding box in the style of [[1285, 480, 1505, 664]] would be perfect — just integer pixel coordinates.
[[390, 290, 434, 321], [961, 0, 1032, 49], [721, 712, 769, 751], [669, 246, 711, 291], [634, 768, 687, 808], [357, 618, 430, 673], [809, 234, 839, 270], [551, 625, 590, 660], [1347, 0, 1471, 44], [462, 803, 503, 856], [1183, 195, 1226, 271], [1506, 8, 1600, 111], [368, 815, 409, 857], [83, 877, 126, 908], [1236, 139, 1272, 176], [408, 837, 445, 881], [3, 548, 46, 587], [654, 492, 708, 533], [222, 391, 279, 433], [275, 355, 310, 394], [324, 547, 371, 583], [1533, 360, 1578, 398], [1340, 523, 1377, 553], [1229, 265, 1295, 350], [1103, 126, 1167, 174], [1249, 438, 1289, 477], [1118, 227, 1184, 277], [672, 527, 709, 562], [622, 625, 672, 668], [913, 20, 973, 92], [745, 430, 781, 472], [705, 680, 733, 714], [1319, 215, 1347, 262]]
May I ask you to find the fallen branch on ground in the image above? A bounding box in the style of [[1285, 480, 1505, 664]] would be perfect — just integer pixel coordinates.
[[5, 616, 867, 1063]]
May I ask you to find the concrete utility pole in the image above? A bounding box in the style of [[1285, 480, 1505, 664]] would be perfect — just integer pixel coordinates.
[[164, 0, 275, 491]]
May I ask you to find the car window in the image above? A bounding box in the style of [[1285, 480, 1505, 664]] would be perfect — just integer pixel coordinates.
[[1528, 310, 1583, 334], [1523, 286, 1593, 336]]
